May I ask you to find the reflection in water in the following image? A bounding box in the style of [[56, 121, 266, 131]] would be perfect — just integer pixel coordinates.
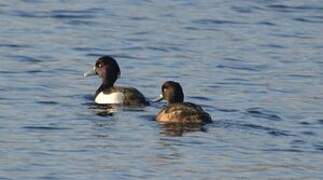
[[88, 103, 147, 116], [159, 123, 207, 136], [88, 103, 118, 116]]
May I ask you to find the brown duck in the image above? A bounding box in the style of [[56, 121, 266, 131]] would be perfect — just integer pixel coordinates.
[[155, 81, 212, 124]]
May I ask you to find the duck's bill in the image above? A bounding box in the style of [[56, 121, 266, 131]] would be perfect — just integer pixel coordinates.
[[83, 66, 96, 78], [153, 94, 164, 102]]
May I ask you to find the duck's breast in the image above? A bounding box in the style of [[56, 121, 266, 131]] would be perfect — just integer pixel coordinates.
[[95, 92, 124, 104]]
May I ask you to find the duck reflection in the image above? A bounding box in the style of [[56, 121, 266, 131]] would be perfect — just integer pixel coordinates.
[[88, 103, 146, 116], [88, 103, 118, 116], [159, 122, 207, 136]]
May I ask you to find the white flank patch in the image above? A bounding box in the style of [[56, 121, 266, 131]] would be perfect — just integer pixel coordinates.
[[95, 92, 124, 104]]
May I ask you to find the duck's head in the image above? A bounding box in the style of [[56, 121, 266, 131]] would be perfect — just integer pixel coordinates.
[[84, 56, 121, 86], [156, 81, 184, 104]]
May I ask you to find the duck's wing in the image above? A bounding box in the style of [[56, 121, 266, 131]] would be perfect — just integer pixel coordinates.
[[156, 103, 212, 124], [115, 86, 149, 106]]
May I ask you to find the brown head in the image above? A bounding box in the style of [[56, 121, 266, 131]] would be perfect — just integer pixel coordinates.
[[156, 81, 184, 104]]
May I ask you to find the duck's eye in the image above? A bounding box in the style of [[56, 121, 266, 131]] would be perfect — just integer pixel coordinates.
[[163, 88, 167, 92], [97, 63, 102, 68]]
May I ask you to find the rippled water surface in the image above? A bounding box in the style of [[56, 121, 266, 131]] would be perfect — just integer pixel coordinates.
[[1, 0, 323, 179]]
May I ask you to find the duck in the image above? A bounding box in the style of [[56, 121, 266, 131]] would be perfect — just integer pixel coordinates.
[[155, 81, 212, 124], [84, 55, 149, 106]]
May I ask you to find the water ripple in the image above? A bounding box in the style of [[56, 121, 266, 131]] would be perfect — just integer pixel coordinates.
[[231, 5, 255, 14], [256, 21, 276, 26], [189, 96, 212, 101], [193, 19, 246, 25], [241, 123, 291, 136], [9, 8, 102, 19], [263, 148, 307, 153], [267, 4, 323, 12], [7, 55, 42, 63], [22, 126, 71, 131], [246, 107, 282, 121], [218, 65, 257, 72], [293, 17, 323, 24], [36, 101, 59, 105], [0, 43, 30, 49], [313, 144, 323, 151]]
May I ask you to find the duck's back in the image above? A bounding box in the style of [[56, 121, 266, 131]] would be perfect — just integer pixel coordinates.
[[156, 102, 212, 124]]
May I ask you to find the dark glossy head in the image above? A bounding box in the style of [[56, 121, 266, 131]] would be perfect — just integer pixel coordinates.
[[84, 56, 121, 87], [159, 81, 184, 104]]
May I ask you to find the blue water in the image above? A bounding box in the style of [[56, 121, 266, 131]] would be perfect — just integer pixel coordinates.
[[1, 0, 323, 179]]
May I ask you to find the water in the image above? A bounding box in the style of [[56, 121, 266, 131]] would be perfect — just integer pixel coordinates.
[[1, 0, 323, 179]]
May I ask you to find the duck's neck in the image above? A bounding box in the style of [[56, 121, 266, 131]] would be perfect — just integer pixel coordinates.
[[167, 96, 184, 105], [95, 81, 114, 96], [168, 99, 184, 105]]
